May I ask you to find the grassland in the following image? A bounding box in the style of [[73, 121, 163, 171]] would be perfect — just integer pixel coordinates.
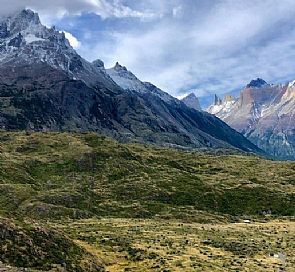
[[52, 218, 294, 272], [0, 132, 294, 271]]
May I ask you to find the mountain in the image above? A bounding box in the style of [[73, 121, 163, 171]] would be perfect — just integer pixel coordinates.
[[0, 9, 263, 154], [106, 62, 175, 102], [181, 93, 201, 111], [207, 78, 295, 159]]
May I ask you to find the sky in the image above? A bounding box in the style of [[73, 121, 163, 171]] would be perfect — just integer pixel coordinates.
[[2, 0, 295, 107]]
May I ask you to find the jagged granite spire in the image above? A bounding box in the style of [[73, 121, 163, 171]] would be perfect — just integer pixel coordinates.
[[214, 94, 222, 105]]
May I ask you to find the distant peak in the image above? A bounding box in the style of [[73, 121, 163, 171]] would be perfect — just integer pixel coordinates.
[[246, 78, 268, 88], [184, 93, 197, 99], [114, 62, 127, 71], [181, 92, 201, 110]]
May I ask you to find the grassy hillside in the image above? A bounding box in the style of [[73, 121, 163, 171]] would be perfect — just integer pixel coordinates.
[[0, 132, 294, 271], [0, 131, 293, 220]]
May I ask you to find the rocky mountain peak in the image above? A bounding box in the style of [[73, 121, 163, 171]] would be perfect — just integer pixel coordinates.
[[0, 8, 69, 49], [246, 78, 268, 88], [15, 9, 40, 24], [4, 9, 41, 35], [0, 9, 119, 90], [107, 62, 138, 82], [185, 93, 197, 99], [106, 63, 176, 102], [181, 93, 201, 111]]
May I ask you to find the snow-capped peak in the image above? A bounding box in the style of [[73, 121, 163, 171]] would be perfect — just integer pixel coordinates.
[[107, 62, 139, 83], [0, 8, 72, 51], [0, 9, 113, 88]]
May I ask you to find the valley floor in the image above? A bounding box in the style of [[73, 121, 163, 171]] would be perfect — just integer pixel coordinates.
[[49, 218, 295, 272]]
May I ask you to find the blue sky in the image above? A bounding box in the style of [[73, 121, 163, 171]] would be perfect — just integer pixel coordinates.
[[4, 0, 295, 107]]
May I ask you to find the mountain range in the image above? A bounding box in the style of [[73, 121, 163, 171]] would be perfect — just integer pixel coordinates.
[[207, 78, 295, 159], [0, 9, 262, 154]]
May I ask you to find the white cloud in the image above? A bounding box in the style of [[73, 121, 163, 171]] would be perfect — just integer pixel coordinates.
[[62, 31, 81, 49]]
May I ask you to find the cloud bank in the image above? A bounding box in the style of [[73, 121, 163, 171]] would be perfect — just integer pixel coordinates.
[[0, 0, 161, 19]]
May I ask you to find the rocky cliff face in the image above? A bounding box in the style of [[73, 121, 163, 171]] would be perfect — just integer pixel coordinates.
[[0, 9, 263, 154], [207, 78, 295, 159]]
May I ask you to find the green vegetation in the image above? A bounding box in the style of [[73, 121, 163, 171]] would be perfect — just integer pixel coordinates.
[[0, 218, 103, 271], [0, 132, 294, 271]]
